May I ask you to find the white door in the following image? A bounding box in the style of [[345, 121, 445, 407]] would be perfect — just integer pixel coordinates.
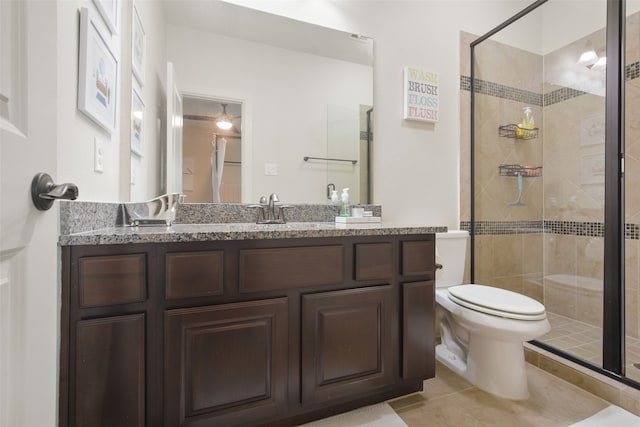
[[0, 2, 60, 426], [166, 62, 183, 194]]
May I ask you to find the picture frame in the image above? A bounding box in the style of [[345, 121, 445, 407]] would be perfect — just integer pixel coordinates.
[[93, 0, 119, 35], [131, 87, 145, 156], [132, 4, 146, 86], [403, 66, 439, 123], [78, 7, 118, 134]]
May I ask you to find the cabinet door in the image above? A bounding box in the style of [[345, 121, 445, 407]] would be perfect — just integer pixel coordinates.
[[74, 314, 145, 427], [301, 286, 394, 405], [164, 298, 288, 427], [402, 280, 435, 380]]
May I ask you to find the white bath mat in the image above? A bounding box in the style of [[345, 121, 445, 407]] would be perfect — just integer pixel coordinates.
[[568, 405, 640, 427], [298, 402, 407, 427]]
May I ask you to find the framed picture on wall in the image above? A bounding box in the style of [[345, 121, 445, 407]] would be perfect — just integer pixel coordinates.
[[131, 87, 145, 156], [132, 4, 146, 86], [78, 7, 118, 134], [93, 0, 119, 35]]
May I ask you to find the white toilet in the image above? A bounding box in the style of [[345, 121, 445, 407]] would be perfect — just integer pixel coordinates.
[[435, 230, 550, 400]]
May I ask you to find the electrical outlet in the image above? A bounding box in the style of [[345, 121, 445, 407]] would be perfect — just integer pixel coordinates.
[[94, 137, 104, 173], [264, 163, 278, 176]]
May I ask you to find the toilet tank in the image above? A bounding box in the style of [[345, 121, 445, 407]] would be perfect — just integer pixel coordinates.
[[435, 230, 469, 288]]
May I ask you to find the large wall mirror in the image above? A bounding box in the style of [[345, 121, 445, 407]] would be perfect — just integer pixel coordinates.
[[158, 1, 374, 204]]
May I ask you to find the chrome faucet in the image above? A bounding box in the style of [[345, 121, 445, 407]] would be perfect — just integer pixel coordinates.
[[250, 193, 290, 224], [267, 193, 280, 221]]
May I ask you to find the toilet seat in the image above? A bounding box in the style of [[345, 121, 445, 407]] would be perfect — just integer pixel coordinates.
[[447, 284, 546, 321]]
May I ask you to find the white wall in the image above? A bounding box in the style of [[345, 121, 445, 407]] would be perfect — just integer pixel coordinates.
[[56, 0, 533, 224], [166, 24, 372, 203], [57, 0, 123, 202], [224, 0, 532, 227], [129, 0, 166, 201], [56, 0, 165, 203]]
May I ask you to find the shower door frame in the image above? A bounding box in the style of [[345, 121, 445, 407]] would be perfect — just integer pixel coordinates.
[[469, 0, 633, 385]]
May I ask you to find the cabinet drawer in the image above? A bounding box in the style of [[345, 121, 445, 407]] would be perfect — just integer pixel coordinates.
[[239, 245, 343, 292], [401, 240, 435, 276], [165, 251, 224, 299], [355, 243, 393, 280], [78, 254, 146, 308]]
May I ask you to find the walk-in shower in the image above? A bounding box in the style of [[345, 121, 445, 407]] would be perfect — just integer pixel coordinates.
[[464, 0, 640, 387]]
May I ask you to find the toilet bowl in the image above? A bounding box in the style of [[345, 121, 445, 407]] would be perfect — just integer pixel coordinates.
[[435, 231, 550, 400]]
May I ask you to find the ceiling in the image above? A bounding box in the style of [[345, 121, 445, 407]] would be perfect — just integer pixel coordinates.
[[161, 0, 373, 66]]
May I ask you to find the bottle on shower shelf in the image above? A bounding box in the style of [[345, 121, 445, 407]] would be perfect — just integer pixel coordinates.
[[520, 106, 535, 130]]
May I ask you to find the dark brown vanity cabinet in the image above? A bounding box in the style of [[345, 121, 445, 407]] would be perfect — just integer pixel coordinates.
[[60, 234, 435, 427]]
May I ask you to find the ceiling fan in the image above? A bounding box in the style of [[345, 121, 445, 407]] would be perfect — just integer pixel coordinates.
[[215, 103, 241, 135]]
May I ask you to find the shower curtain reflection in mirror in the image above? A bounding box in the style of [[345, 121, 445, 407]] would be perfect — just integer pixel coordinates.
[[182, 96, 242, 203]]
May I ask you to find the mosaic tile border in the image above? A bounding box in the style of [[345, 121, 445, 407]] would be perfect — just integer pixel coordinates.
[[460, 220, 543, 235], [543, 87, 588, 106], [460, 220, 640, 240], [460, 76, 542, 106], [460, 60, 640, 107]]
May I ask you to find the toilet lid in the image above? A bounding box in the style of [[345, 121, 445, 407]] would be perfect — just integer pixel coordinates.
[[447, 284, 547, 321]]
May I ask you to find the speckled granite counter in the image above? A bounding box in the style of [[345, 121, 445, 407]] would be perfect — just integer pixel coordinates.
[[58, 200, 446, 245], [59, 222, 447, 246]]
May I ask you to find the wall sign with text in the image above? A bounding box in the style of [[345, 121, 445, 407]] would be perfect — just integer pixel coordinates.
[[403, 67, 439, 123]]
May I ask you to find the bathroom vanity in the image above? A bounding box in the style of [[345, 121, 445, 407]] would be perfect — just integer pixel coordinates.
[[58, 220, 441, 427]]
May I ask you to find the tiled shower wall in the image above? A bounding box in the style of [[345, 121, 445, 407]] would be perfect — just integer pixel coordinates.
[[459, 17, 640, 342]]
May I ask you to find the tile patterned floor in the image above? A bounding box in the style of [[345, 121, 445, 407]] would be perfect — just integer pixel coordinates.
[[536, 312, 640, 383], [389, 361, 610, 427]]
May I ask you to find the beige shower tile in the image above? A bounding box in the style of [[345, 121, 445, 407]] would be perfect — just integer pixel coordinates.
[[473, 235, 494, 282], [544, 234, 577, 276], [522, 234, 543, 275], [576, 293, 603, 328], [537, 356, 620, 405], [493, 234, 523, 278], [576, 237, 604, 280], [544, 280, 577, 320], [491, 275, 524, 294], [626, 289, 639, 339], [523, 273, 543, 303], [625, 240, 639, 294], [620, 386, 640, 416], [543, 335, 585, 350]]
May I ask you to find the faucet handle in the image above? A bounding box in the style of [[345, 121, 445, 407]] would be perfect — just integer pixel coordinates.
[[269, 193, 280, 203], [276, 204, 293, 222], [248, 204, 267, 223], [259, 196, 267, 204]]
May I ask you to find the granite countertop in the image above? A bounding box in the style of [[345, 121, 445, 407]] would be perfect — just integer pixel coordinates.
[[59, 222, 447, 246]]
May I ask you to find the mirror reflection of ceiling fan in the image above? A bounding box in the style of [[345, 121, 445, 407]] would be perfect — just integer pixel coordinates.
[[212, 102, 242, 135], [183, 97, 242, 135]]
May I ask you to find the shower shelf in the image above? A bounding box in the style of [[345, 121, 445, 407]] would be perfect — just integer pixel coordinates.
[[499, 164, 542, 177], [499, 124, 539, 140]]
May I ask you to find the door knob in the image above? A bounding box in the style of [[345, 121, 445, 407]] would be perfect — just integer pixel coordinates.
[[31, 172, 79, 211]]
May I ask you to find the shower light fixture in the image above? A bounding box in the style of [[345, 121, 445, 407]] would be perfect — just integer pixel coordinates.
[[216, 104, 233, 130], [577, 50, 599, 67]]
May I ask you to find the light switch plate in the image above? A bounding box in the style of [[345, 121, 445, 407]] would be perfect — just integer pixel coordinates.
[[264, 162, 278, 176], [94, 137, 104, 173]]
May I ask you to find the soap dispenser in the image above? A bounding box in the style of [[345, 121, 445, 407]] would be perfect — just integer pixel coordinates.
[[339, 188, 351, 217], [330, 190, 339, 206]]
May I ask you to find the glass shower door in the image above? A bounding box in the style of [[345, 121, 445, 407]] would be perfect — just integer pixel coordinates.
[[471, 0, 608, 370], [625, 1, 640, 384]]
